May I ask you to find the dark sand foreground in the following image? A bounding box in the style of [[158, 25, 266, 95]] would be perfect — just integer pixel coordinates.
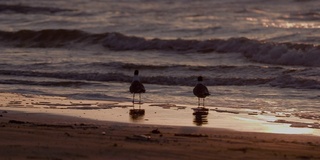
[[1, 110, 320, 160]]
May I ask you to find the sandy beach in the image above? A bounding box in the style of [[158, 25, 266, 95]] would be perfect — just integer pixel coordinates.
[[0, 93, 320, 160]]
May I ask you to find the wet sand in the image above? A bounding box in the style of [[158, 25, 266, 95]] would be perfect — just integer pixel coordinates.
[[1, 92, 320, 159]]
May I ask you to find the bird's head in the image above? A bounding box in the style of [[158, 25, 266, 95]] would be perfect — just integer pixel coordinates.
[[134, 70, 139, 75]]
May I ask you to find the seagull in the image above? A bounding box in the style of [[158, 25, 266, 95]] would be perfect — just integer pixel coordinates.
[[193, 76, 210, 108], [130, 70, 146, 105]]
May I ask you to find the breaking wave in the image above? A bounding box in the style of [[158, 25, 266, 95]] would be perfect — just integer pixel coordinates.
[[0, 79, 92, 87], [0, 4, 72, 14], [0, 69, 319, 89], [0, 29, 319, 67]]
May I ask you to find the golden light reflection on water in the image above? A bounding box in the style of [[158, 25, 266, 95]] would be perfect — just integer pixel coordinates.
[[263, 21, 319, 29], [264, 124, 315, 135], [234, 116, 318, 136], [246, 17, 320, 29]]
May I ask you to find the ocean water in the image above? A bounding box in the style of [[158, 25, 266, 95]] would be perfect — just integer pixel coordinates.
[[0, 0, 319, 120]]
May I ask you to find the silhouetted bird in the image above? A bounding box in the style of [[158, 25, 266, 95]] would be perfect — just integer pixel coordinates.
[[193, 76, 210, 107], [130, 70, 146, 104]]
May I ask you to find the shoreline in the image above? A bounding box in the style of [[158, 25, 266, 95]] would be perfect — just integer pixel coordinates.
[[0, 92, 319, 136]]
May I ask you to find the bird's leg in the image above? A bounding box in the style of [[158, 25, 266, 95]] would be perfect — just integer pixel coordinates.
[[198, 98, 200, 108], [132, 93, 135, 108], [139, 93, 141, 109], [203, 98, 205, 108]]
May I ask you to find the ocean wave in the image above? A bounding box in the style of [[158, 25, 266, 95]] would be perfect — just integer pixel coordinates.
[[0, 69, 319, 89], [0, 79, 92, 87], [66, 93, 130, 101], [281, 10, 320, 21], [269, 75, 320, 89], [86, 62, 285, 74], [0, 29, 319, 67], [0, 4, 72, 14], [0, 29, 88, 47], [0, 61, 284, 75], [294, 0, 318, 2], [0, 70, 130, 83]]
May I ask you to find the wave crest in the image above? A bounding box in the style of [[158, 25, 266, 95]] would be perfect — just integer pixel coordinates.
[[1, 69, 319, 89], [0, 29, 319, 67], [0, 4, 72, 14]]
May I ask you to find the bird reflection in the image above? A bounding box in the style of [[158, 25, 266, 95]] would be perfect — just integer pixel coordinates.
[[193, 115, 208, 126], [130, 111, 145, 122], [193, 112, 208, 126]]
